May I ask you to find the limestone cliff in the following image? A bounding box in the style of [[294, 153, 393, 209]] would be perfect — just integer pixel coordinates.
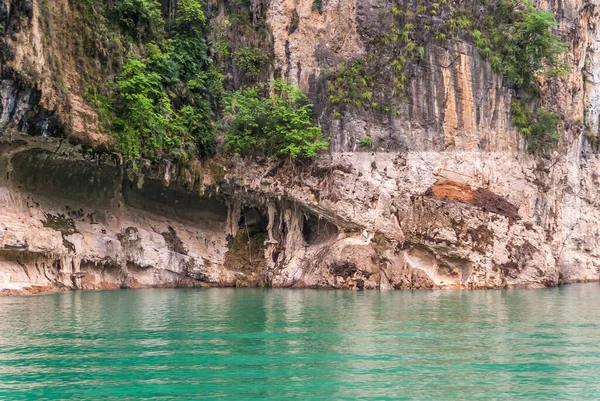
[[0, 0, 599, 294]]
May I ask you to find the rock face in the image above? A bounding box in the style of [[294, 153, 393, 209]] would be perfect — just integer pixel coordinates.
[[0, 0, 599, 294]]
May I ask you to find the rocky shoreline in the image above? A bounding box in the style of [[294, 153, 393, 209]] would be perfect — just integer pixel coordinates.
[[1, 0, 600, 293], [1, 133, 599, 295]]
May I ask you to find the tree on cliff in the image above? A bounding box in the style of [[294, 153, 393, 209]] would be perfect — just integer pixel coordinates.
[[224, 80, 329, 160]]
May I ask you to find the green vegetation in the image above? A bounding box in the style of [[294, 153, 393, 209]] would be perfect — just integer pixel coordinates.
[[113, 0, 163, 40], [73, 0, 305, 162], [471, 0, 565, 150], [208, 160, 226, 184], [326, 0, 566, 151], [220, 0, 273, 70], [469, 0, 567, 94], [511, 98, 560, 152], [328, 59, 374, 110], [327, 6, 425, 115], [112, 0, 222, 161], [359, 136, 373, 148], [312, 0, 322, 12], [73, 0, 223, 161], [213, 24, 230, 61], [233, 47, 271, 81], [225, 80, 329, 160], [71, 0, 564, 159]]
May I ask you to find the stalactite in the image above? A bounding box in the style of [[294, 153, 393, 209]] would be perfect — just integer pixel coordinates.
[[226, 203, 241, 237], [264, 203, 281, 269]]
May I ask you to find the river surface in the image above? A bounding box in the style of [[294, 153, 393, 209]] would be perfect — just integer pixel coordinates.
[[1, 284, 600, 400]]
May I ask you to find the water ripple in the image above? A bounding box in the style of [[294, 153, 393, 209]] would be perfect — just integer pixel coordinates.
[[0, 285, 599, 399]]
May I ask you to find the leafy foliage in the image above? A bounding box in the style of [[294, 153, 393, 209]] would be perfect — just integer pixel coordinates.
[[328, 59, 374, 109], [359, 136, 373, 148], [328, 0, 565, 110], [225, 80, 329, 159], [327, 6, 425, 115], [326, 0, 565, 151], [312, 0, 322, 12], [213, 24, 230, 61], [77, 0, 222, 161], [233, 47, 270, 81], [470, 0, 567, 94], [511, 98, 559, 152], [112, 58, 169, 158], [113, 0, 164, 40]]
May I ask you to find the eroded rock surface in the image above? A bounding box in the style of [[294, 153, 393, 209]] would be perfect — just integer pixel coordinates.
[[0, 0, 599, 293]]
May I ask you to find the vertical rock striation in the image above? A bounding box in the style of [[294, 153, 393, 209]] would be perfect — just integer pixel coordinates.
[[0, 0, 599, 293]]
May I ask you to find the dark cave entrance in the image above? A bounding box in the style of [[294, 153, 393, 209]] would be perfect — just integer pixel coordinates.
[[302, 214, 338, 245]]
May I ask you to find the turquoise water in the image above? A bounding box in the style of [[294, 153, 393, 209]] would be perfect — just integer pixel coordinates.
[[1, 285, 600, 400]]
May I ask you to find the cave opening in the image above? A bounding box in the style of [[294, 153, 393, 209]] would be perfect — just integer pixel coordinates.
[[224, 207, 269, 273], [302, 214, 338, 245], [238, 207, 267, 232]]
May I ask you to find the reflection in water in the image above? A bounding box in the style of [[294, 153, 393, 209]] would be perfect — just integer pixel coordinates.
[[1, 285, 600, 399]]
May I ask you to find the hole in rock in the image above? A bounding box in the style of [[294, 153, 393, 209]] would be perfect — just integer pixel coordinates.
[[302, 214, 338, 245]]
